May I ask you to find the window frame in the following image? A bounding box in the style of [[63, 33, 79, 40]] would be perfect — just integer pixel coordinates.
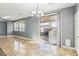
[[13, 20, 25, 32]]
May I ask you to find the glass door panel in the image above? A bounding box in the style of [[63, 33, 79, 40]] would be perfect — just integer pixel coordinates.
[[40, 14, 58, 46]]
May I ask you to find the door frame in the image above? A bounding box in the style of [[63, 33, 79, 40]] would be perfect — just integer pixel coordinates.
[[39, 12, 61, 47]]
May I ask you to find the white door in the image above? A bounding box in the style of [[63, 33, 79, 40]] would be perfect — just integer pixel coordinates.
[[75, 10, 79, 55]]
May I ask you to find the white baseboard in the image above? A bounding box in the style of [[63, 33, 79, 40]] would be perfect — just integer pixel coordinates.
[[7, 35, 14, 37], [14, 35, 32, 40], [61, 45, 75, 50], [0, 35, 7, 38]]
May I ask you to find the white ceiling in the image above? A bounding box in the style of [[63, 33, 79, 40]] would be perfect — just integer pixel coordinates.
[[0, 3, 75, 20]]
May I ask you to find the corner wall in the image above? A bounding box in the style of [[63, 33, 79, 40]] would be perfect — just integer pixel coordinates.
[[7, 21, 13, 35], [13, 17, 40, 41], [13, 6, 75, 48], [0, 21, 7, 36], [61, 6, 75, 48]]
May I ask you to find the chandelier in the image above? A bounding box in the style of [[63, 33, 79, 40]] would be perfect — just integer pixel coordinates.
[[32, 4, 44, 17]]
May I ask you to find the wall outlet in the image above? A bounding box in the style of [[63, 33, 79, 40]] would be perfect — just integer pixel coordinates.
[[65, 39, 71, 47]]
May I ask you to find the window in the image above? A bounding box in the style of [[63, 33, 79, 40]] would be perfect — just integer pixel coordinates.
[[14, 20, 25, 32], [14, 22, 19, 31], [19, 20, 25, 31]]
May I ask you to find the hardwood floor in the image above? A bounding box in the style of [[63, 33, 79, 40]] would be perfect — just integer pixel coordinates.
[[0, 36, 77, 56]]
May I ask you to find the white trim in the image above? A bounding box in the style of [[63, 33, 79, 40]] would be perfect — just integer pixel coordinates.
[[7, 35, 14, 37], [0, 35, 14, 38], [0, 36, 7, 38], [61, 45, 75, 50], [14, 35, 32, 40], [74, 10, 79, 56], [56, 13, 60, 47], [60, 11, 63, 47], [13, 35, 42, 43], [45, 13, 58, 16]]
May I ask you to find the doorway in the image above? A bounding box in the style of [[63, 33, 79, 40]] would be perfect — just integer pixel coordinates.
[[40, 14, 60, 46]]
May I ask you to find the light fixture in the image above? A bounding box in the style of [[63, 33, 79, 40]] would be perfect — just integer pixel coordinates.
[[32, 4, 44, 17]]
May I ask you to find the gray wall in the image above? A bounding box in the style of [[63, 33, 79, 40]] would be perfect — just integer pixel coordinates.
[[44, 6, 75, 47], [13, 17, 40, 40], [13, 6, 75, 48], [61, 6, 75, 47], [75, 4, 79, 13], [0, 21, 7, 36], [7, 21, 13, 35], [0, 21, 13, 36]]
